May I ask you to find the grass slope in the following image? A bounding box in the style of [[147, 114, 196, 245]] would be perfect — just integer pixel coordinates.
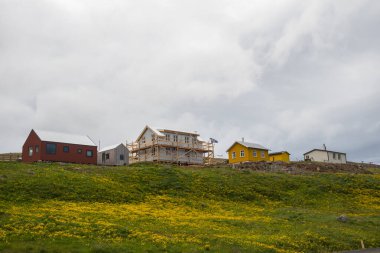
[[0, 162, 379, 253]]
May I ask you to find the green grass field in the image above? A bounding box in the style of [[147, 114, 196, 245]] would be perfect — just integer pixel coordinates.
[[0, 162, 379, 252]]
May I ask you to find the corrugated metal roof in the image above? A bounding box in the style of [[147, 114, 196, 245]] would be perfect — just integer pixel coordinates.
[[34, 129, 96, 146], [237, 141, 268, 150], [226, 141, 269, 152], [157, 128, 200, 136], [98, 143, 125, 153], [303, 149, 346, 155]]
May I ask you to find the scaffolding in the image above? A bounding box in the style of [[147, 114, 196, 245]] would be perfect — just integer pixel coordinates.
[[127, 135, 215, 165]]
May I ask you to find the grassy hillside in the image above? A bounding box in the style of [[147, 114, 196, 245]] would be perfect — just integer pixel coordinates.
[[0, 162, 379, 253]]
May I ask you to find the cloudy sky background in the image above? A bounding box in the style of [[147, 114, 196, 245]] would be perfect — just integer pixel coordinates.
[[1, 0, 379, 162]]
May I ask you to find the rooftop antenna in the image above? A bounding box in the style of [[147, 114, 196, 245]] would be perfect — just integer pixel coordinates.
[[242, 137, 245, 142]]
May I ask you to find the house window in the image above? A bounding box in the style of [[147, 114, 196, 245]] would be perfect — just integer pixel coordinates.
[[152, 147, 156, 156], [166, 147, 171, 155], [165, 134, 170, 141], [240, 150, 245, 157], [151, 134, 155, 142], [142, 137, 146, 144], [232, 152, 236, 159], [46, 143, 56, 154], [192, 137, 197, 144], [333, 153, 336, 159], [86, 150, 93, 157], [261, 151, 265, 158], [338, 154, 341, 160], [105, 153, 110, 160], [63, 146, 69, 153], [120, 154, 124, 160], [185, 136, 189, 143], [28, 146, 33, 156], [173, 135, 178, 142], [35, 146, 39, 153], [77, 148, 82, 154], [306, 155, 309, 159], [253, 151, 257, 157]]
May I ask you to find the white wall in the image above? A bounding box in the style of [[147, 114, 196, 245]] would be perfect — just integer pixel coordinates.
[[304, 150, 329, 162], [304, 150, 347, 164], [327, 152, 347, 164]]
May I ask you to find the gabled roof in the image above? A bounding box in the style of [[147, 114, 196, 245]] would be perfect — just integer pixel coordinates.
[[157, 128, 200, 136], [269, 151, 291, 156], [136, 125, 165, 141], [303, 149, 346, 155], [33, 129, 96, 146], [136, 125, 201, 141], [99, 143, 125, 153], [226, 141, 269, 152]]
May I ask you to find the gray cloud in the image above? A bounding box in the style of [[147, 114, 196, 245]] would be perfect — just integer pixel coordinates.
[[0, 0, 379, 163]]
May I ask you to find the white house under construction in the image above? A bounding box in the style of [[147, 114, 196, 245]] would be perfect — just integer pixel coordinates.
[[128, 126, 214, 165]]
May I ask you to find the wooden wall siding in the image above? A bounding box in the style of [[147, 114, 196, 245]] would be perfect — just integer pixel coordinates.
[[228, 143, 269, 164], [98, 145, 129, 166]]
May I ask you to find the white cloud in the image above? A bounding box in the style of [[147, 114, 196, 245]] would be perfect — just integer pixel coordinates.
[[0, 0, 379, 163]]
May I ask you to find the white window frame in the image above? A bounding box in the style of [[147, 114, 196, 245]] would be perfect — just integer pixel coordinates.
[[165, 134, 170, 141], [232, 152, 236, 159], [142, 137, 146, 144], [185, 136, 189, 143], [261, 151, 265, 158], [173, 135, 178, 142], [253, 151, 257, 157], [28, 146, 33, 157], [240, 150, 245, 157]]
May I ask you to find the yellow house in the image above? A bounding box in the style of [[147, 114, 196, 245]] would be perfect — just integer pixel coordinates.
[[269, 151, 290, 163], [226, 141, 270, 164]]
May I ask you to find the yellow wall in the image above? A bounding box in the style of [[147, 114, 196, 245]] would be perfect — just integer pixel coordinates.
[[228, 143, 269, 164], [269, 153, 290, 163]]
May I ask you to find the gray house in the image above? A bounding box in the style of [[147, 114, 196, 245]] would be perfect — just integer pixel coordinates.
[[98, 143, 129, 166]]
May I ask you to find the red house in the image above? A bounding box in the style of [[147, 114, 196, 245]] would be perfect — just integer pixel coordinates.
[[22, 129, 97, 164]]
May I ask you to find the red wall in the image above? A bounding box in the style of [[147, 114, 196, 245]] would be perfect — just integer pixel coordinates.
[[22, 130, 42, 162], [22, 130, 97, 165]]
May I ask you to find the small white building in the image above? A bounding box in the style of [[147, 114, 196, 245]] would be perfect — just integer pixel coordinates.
[[98, 143, 129, 166], [304, 149, 347, 164]]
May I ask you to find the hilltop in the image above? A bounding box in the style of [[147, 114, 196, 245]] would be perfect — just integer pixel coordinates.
[[0, 162, 379, 252]]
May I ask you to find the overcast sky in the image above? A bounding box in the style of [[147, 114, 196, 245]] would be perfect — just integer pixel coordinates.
[[1, 0, 379, 163]]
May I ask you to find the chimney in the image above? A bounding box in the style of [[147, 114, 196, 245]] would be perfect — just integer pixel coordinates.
[[242, 137, 245, 142], [323, 144, 327, 150]]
